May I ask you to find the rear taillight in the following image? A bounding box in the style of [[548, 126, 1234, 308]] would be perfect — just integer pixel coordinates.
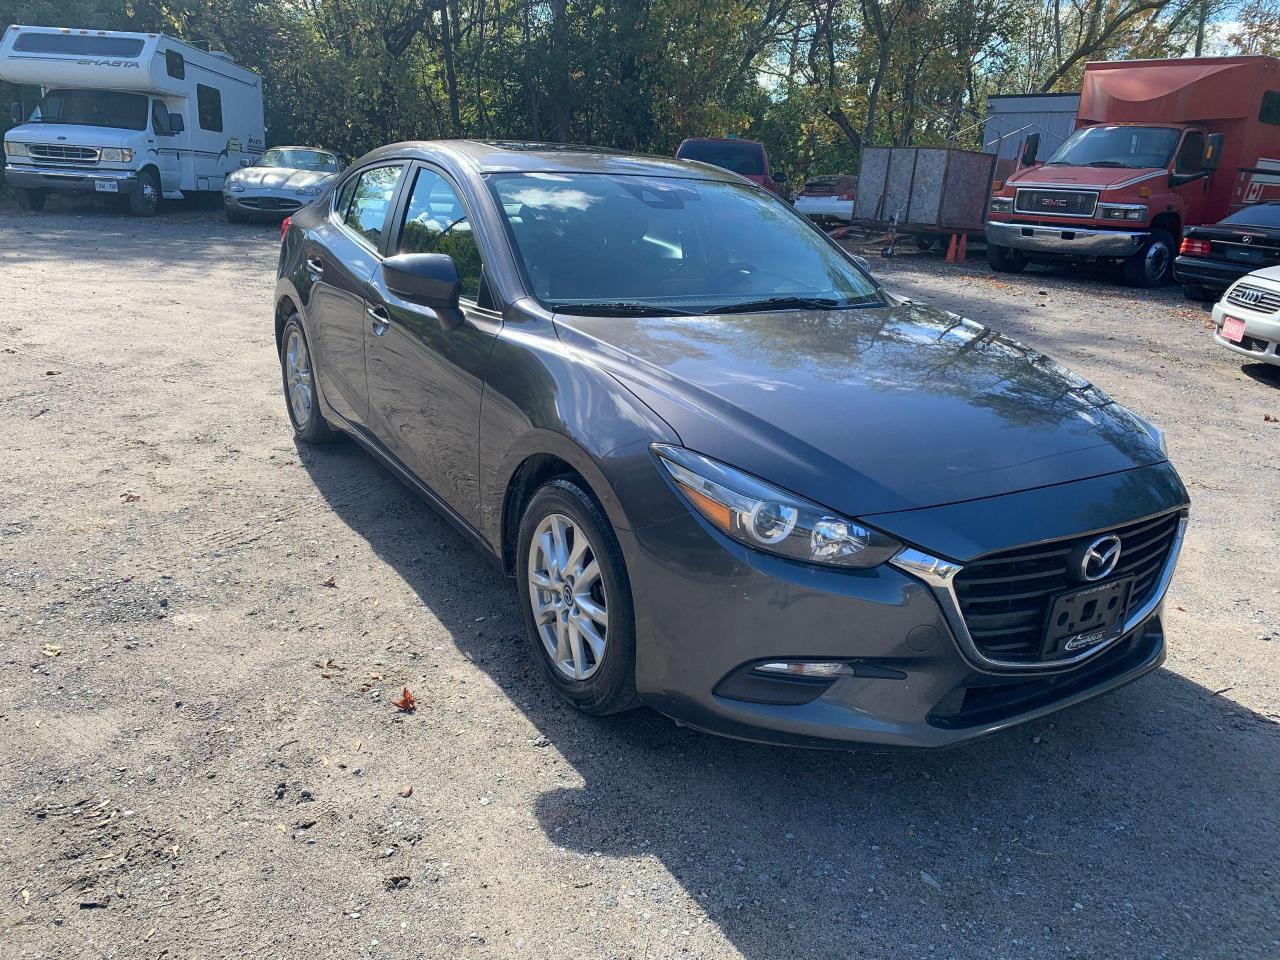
[[280, 216, 292, 241], [1180, 237, 1211, 257], [838, 192, 854, 201]]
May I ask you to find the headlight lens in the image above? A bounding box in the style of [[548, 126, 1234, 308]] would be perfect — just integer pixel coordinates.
[[1098, 203, 1147, 222], [296, 184, 324, 197], [989, 196, 1013, 213], [4, 141, 29, 157], [227, 182, 246, 192], [653, 445, 902, 568], [99, 147, 134, 163]]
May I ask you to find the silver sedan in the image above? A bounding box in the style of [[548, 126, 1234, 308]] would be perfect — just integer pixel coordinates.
[[223, 146, 340, 222]]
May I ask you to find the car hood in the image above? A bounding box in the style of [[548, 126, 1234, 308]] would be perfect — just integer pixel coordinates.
[[228, 167, 335, 190], [553, 302, 1167, 518], [1235, 264, 1280, 285], [6, 122, 134, 149], [1008, 164, 1165, 189]]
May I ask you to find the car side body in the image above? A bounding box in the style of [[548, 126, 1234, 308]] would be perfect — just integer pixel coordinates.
[[1174, 201, 1280, 301], [274, 140, 1189, 749]]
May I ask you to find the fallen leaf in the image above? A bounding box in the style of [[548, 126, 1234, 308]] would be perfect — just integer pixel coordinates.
[[399, 784, 413, 798], [1265, 414, 1277, 423], [120, 492, 141, 503], [41, 644, 61, 657], [144, 928, 157, 942], [392, 687, 417, 712], [21, 889, 30, 905], [320, 575, 337, 588], [384, 875, 411, 890]]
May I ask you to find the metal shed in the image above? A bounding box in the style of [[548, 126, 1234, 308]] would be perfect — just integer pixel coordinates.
[[982, 91, 1080, 163]]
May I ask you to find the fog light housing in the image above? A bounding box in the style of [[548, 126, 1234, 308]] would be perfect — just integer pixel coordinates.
[[754, 660, 849, 678]]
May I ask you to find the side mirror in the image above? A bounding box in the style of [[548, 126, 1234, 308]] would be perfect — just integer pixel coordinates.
[[1021, 133, 1040, 167], [382, 253, 465, 330], [10, 102, 22, 125], [168, 113, 184, 133], [238, 157, 251, 167], [1204, 133, 1223, 172]]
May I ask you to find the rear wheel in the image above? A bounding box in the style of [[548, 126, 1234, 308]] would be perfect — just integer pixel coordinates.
[[516, 479, 639, 716], [128, 169, 160, 217], [14, 188, 47, 211], [1181, 283, 1215, 302], [1123, 228, 1174, 288], [279, 315, 336, 443], [987, 241, 1027, 273]]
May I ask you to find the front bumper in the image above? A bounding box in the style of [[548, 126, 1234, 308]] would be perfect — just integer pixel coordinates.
[[1211, 300, 1280, 366], [986, 219, 1147, 258], [1173, 255, 1254, 291], [622, 497, 1181, 749], [795, 197, 854, 221], [5, 163, 139, 194]]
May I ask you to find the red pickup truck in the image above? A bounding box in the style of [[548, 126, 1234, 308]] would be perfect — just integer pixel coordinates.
[[986, 56, 1280, 287]]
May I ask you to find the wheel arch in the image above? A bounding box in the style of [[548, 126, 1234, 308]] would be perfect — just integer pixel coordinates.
[[1151, 211, 1181, 241]]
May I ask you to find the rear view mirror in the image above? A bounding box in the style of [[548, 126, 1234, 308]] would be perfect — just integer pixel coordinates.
[[1021, 133, 1040, 167], [11, 102, 23, 125], [382, 253, 465, 330], [168, 112, 184, 133], [1204, 133, 1223, 171]]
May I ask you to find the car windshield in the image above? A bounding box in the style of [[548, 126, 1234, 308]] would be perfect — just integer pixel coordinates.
[[489, 172, 880, 314], [255, 148, 340, 172], [677, 141, 766, 176], [1222, 203, 1280, 228], [1045, 125, 1181, 169], [31, 89, 147, 131]]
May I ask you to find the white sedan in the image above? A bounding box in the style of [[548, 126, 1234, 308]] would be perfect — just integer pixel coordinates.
[[794, 176, 856, 222], [1212, 266, 1280, 368]]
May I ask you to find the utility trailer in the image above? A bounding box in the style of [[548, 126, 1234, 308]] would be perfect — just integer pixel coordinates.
[[851, 146, 997, 256]]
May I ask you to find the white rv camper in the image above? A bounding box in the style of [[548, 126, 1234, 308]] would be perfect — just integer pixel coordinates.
[[0, 25, 265, 215]]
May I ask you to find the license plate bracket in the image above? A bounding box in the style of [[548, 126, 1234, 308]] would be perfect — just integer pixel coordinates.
[[1041, 576, 1134, 660]]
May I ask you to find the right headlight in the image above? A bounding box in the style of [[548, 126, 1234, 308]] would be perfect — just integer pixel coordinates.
[[989, 195, 1013, 213], [4, 141, 29, 157], [653, 444, 902, 568]]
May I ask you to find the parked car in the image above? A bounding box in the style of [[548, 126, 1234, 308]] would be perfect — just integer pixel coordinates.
[[275, 140, 1187, 749], [1211, 268, 1280, 366], [675, 137, 788, 198], [224, 146, 341, 221], [794, 176, 856, 222], [0, 24, 265, 216], [1175, 202, 1280, 301]]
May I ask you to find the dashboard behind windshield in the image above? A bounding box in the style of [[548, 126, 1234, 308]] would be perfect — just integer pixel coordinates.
[[1047, 125, 1181, 170], [33, 89, 148, 131]]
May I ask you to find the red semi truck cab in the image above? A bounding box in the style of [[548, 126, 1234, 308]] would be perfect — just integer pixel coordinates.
[[985, 56, 1280, 286]]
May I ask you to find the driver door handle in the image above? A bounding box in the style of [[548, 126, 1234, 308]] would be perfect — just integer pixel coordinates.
[[367, 304, 391, 334], [305, 257, 324, 275]]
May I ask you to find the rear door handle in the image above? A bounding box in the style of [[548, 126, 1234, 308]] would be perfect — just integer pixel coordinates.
[[305, 256, 324, 275], [367, 304, 390, 334]]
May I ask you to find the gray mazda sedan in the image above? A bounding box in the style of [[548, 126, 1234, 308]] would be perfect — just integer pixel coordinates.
[[273, 140, 1189, 748]]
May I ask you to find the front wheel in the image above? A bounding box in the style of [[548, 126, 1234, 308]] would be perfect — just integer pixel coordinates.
[[987, 241, 1027, 273], [1123, 229, 1174, 288], [14, 188, 47, 211], [128, 169, 160, 217], [225, 204, 249, 223], [516, 479, 639, 716]]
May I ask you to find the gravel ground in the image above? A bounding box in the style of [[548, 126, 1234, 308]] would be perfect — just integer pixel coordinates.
[[0, 195, 1277, 960]]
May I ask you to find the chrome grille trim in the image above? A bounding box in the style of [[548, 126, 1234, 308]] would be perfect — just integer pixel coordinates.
[[1013, 187, 1098, 218], [1226, 283, 1280, 314], [27, 144, 100, 167]]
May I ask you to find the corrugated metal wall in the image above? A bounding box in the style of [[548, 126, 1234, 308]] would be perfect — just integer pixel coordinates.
[[982, 93, 1081, 162]]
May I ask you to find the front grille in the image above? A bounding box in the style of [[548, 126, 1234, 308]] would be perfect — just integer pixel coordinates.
[[1014, 188, 1097, 217], [952, 511, 1182, 664], [27, 144, 99, 167], [239, 197, 302, 211], [1226, 283, 1280, 314]]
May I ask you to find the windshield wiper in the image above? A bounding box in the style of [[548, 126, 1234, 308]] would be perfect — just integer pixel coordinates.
[[714, 296, 875, 314], [1084, 160, 1134, 168], [550, 302, 701, 317]]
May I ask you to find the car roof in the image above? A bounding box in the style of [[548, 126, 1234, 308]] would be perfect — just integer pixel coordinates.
[[356, 139, 742, 182]]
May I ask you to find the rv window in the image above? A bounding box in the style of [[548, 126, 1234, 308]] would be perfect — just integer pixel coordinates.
[[12, 32, 144, 57], [398, 168, 486, 302], [1261, 91, 1280, 126], [35, 89, 148, 131], [151, 100, 173, 136], [197, 84, 223, 132], [1175, 131, 1205, 175], [342, 165, 404, 248], [166, 50, 185, 79]]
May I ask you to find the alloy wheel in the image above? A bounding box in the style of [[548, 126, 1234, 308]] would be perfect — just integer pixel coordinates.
[[284, 327, 313, 425], [527, 512, 609, 681]]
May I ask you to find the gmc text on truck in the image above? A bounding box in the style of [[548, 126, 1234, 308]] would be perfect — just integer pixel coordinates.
[[985, 56, 1280, 287]]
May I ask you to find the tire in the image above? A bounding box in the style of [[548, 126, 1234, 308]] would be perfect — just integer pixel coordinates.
[[516, 478, 639, 716], [987, 241, 1027, 273], [1181, 283, 1215, 303], [279, 314, 337, 443], [225, 204, 249, 223], [1123, 228, 1174, 288], [14, 188, 47, 211], [128, 168, 160, 217]]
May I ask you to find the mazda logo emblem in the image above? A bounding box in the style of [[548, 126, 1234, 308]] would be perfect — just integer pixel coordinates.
[[1081, 535, 1122, 581]]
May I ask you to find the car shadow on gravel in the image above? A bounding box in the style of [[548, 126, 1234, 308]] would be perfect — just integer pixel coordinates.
[[299, 438, 1280, 958]]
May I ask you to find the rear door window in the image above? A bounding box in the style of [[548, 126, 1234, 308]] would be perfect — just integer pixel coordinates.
[[341, 165, 404, 248]]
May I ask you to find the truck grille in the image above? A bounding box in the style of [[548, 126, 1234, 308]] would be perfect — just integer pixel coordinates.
[[27, 144, 100, 167], [1226, 283, 1280, 314], [1014, 188, 1097, 218], [952, 511, 1182, 664]]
